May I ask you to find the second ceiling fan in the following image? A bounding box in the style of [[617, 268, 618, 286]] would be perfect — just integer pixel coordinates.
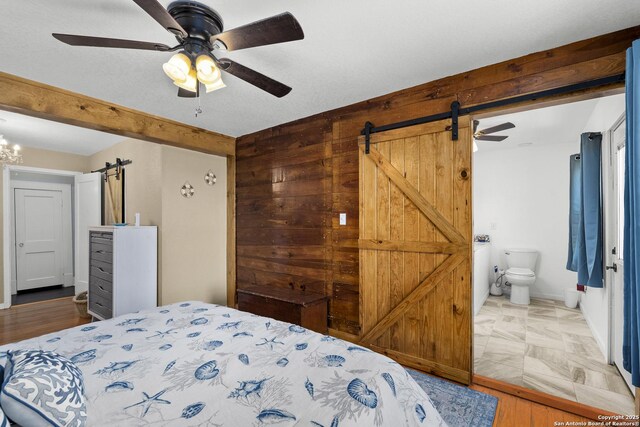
[[52, 0, 304, 98], [473, 120, 516, 142]]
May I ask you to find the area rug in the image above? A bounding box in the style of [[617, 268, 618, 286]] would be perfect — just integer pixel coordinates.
[[407, 368, 498, 427]]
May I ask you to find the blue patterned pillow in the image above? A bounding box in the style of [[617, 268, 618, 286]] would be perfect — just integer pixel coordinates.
[[0, 405, 7, 427], [0, 350, 86, 427]]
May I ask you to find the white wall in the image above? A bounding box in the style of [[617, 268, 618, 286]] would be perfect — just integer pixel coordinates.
[[160, 146, 227, 305], [90, 139, 227, 306], [579, 94, 625, 356], [474, 140, 580, 301]]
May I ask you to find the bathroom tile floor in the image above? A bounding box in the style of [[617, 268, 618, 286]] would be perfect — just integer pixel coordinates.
[[474, 295, 636, 415]]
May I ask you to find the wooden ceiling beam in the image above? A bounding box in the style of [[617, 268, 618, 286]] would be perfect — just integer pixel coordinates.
[[0, 72, 236, 156]]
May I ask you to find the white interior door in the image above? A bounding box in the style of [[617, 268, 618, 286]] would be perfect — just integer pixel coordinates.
[[15, 189, 64, 290], [74, 173, 102, 294], [609, 117, 634, 392]]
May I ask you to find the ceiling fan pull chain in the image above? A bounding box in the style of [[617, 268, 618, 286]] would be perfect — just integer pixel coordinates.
[[195, 93, 203, 118]]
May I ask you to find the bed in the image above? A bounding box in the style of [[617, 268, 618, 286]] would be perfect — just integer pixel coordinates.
[[0, 302, 447, 426]]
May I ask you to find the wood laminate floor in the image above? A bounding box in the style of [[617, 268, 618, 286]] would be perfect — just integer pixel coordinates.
[[0, 297, 90, 345], [470, 383, 594, 426], [0, 297, 612, 426]]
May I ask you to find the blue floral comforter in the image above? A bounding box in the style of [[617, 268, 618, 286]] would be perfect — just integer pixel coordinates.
[[0, 302, 447, 426]]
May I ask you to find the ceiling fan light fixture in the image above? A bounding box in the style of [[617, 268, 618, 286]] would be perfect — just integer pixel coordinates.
[[163, 53, 191, 83], [195, 55, 220, 84], [174, 68, 198, 92], [205, 78, 226, 93]]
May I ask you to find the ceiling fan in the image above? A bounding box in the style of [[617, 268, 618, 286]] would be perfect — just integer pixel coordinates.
[[52, 0, 304, 98], [473, 120, 516, 142]]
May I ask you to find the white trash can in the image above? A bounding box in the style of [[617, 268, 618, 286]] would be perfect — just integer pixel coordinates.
[[565, 288, 580, 309]]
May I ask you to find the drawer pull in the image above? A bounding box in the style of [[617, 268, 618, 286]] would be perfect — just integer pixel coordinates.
[[99, 285, 107, 292], [95, 302, 104, 308]]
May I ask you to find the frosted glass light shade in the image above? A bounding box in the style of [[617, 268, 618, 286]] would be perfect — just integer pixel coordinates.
[[473, 140, 479, 153], [174, 68, 198, 92], [205, 78, 226, 93], [162, 53, 191, 83], [195, 55, 221, 84]]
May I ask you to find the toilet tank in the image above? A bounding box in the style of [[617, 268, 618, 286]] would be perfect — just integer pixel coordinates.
[[505, 248, 538, 270]]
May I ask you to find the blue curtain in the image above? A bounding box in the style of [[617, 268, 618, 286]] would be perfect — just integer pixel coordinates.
[[623, 39, 640, 387], [567, 154, 582, 271], [566, 133, 603, 288]]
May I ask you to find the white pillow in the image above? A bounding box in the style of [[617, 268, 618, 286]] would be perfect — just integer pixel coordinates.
[[1, 350, 86, 427]]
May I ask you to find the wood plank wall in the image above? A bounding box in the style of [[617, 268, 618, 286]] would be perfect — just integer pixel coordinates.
[[236, 26, 639, 337]]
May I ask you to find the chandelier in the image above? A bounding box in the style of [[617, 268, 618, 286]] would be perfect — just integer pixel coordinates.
[[0, 135, 22, 165]]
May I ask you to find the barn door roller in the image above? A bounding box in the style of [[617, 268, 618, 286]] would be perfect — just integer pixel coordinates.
[[360, 73, 625, 154]]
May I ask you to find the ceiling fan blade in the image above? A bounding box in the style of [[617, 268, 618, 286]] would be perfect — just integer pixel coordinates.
[[132, 0, 188, 38], [474, 135, 508, 142], [218, 58, 292, 98], [213, 12, 304, 51], [477, 122, 515, 135], [52, 33, 172, 51]]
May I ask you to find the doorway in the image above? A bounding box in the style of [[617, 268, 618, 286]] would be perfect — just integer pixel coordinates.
[[4, 167, 81, 306], [15, 188, 65, 291], [607, 114, 633, 391], [472, 93, 636, 415]]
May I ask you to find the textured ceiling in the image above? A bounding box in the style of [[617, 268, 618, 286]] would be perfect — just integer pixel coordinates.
[[1, 1, 638, 137], [0, 110, 123, 156], [475, 93, 625, 152]]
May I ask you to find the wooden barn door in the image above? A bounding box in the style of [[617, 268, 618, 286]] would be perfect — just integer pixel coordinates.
[[358, 117, 472, 384]]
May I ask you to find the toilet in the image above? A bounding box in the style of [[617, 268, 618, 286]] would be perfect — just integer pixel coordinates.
[[504, 248, 538, 305]]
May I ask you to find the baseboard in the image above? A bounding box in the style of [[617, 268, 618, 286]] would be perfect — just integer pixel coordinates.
[[475, 288, 490, 315], [473, 374, 620, 419], [580, 304, 608, 359], [0, 302, 9, 310], [529, 290, 564, 301]]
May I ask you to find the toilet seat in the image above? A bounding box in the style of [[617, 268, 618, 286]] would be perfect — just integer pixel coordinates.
[[506, 267, 534, 277]]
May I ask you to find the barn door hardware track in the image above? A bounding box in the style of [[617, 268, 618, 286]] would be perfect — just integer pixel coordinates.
[[92, 158, 132, 181], [360, 73, 625, 154]]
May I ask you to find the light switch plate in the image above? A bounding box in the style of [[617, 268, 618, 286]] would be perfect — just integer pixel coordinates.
[[339, 213, 347, 226]]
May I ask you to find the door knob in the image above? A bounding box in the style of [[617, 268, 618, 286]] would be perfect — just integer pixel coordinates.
[[18, 243, 24, 247], [606, 263, 618, 272]]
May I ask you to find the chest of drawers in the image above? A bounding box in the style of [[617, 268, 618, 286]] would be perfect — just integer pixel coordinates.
[[87, 226, 157, 320]]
